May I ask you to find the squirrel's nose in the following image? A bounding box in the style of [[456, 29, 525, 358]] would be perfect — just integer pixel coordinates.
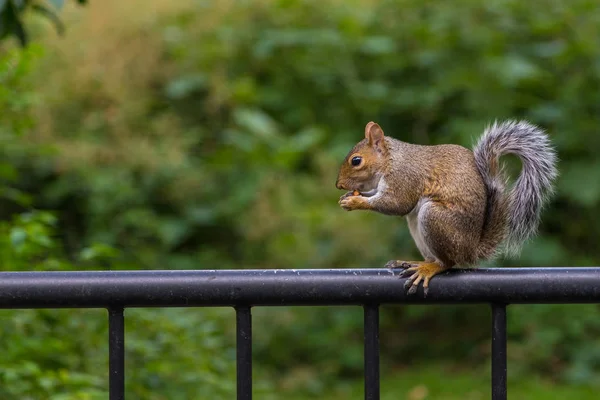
[[336, 180, 345, 190]]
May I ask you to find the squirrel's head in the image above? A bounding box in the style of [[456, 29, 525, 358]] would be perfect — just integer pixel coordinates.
[[336, 121, 388, 194]]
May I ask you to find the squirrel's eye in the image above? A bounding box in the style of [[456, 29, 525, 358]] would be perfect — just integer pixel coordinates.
[[351, 156, 362, 166]]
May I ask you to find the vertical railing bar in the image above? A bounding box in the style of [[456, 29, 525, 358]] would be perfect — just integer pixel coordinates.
[[236, 306, 252, 400], [491, 303, 507, 400], [108, 307, 125, 400], [364, 304, 380, 400]]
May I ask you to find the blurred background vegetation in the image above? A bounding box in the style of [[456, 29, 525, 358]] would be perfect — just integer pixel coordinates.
[[1, 0, 600, 398]]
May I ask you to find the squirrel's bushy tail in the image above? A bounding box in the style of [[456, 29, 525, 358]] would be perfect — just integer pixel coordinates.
[[473, 120, 558, 257]]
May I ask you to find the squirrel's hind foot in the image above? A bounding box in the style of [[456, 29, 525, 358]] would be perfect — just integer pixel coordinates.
[[386, 260, 449, 297]]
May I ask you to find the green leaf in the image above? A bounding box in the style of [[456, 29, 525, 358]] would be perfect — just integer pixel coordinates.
[[32, 4, 65, 35], [36, 211, 57, 225], [11, 0, 26, 10], [233, 108, 279, 141], [79, 244, 119, 261], [360, 36, 396, 55], [164, 75, 206, 99], [9, 227, 27, 248], [0, 187, 33, 206], [0, 2, 28, 46]]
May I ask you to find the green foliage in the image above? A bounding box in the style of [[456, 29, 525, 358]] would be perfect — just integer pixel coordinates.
[[0, 45, 39, 209], [0, 306, 246, 399], [0, 0, 86, 46], [3, 0, 600, 397], [287, 363, 598, 400], [0, 11, 258, 398], [0, 211, 252, 398]]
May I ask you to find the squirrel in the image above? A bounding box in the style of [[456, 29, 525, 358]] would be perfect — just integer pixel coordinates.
[[335, 120, 557, 296]]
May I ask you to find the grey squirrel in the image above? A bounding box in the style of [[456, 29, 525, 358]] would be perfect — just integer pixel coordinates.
[[335, 121, 558, 295]]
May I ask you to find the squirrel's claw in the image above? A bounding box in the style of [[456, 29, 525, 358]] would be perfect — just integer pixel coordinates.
[[404, 272, 423, 295], [387, 260, 448, 297]]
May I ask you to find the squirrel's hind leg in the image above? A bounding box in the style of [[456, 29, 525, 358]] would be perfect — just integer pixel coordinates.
[[390, 199, 479, 296]]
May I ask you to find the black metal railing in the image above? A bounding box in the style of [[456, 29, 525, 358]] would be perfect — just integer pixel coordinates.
[[1, 267, 600, 400]]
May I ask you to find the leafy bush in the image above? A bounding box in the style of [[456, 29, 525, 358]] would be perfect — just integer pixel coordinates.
[[0, 23, 260, 399]]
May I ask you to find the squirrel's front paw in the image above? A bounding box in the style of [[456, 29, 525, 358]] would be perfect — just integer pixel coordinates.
[[339, 191, 354, 202], [339, 195, 369, 211]]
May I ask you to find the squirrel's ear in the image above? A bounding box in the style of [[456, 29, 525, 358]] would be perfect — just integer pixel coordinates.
[[365, 122, 377, 139], [365, 122, 386, 152]]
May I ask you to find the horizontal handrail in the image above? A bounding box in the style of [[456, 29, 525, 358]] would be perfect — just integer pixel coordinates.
[[1, 267, 599, 308]]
